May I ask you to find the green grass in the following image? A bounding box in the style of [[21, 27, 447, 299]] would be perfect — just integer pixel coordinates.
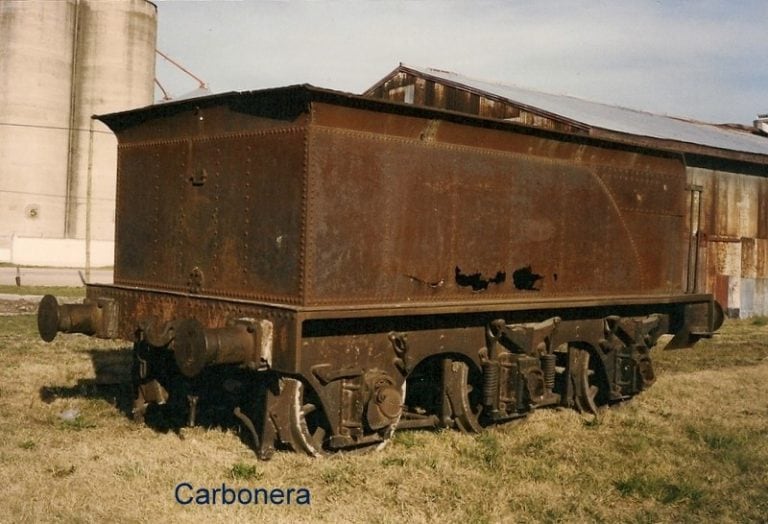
[[0, 285, 85, 298], [229, 462, 264, 481], [0, 313, 38, 336]]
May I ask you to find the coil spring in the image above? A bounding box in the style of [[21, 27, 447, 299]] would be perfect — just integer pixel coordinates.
[[541, 354, 556, 391], [482, 360, 500, 407]]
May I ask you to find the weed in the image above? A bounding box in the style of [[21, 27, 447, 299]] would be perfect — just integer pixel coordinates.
[[18, 440, 36, 450], [229, 462, 262, 481], [751, 316, 768, 326]]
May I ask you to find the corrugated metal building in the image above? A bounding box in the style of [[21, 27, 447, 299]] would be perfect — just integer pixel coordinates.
[[365, 64, 768, 318]]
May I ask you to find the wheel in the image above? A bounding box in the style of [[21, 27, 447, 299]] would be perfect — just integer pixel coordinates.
[[568, 346, 600, 416], [281, 378, 404, 457], [283, 378, 330, 457], [442, 358, 483, 432]]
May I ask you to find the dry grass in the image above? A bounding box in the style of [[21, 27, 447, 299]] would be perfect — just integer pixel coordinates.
[[0, 313, 766, 523]]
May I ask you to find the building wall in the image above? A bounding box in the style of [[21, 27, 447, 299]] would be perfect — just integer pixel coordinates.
[[0, 0, 156, 255], [65, 0, 157, 240], [690, 166, 768, 317], [0, 0, 77, 239]]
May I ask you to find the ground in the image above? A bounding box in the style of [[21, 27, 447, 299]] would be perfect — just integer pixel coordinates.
[[0, 297, 766, 523], [0, 297, 38, 315]]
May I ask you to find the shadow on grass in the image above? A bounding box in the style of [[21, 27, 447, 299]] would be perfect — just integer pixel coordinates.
[[39, 347, 135, 418], [38, 348, 261, 449]]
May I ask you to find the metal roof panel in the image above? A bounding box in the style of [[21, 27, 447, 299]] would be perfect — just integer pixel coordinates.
[[400, 64, 768, 158]]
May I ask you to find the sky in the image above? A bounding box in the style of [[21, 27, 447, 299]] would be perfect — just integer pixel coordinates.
[[153, 0, 768, 125]]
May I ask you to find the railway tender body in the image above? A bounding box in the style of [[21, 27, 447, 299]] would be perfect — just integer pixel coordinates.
[[38, 85, 722, 457]]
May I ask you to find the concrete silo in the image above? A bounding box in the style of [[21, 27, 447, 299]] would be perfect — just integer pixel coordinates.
[[0, 0, 157, 265], [0, 0, 77, 240]]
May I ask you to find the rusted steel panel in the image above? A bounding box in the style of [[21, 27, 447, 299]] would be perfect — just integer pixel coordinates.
[[755, 238, 768, 276], [689, 164, 768, 317], [112, 122, 307, 303], [741, 237, 757, 278], [706, 171, 762, 238], [304, 102, 687, 306], [759, 180, 768, 239], [107, 102, 310, 143], [714, 274, 729, 310], [100, 87, 696, 313], [85, 284, 300, 370]]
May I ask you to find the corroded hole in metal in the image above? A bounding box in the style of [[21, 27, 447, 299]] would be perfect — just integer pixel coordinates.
[[512, 266, 543, 291], [454, 266, 506, 292]]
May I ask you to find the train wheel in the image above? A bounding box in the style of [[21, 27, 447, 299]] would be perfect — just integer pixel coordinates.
[[569, 346, 600, 416], [283, 378, 329, 457], [443, 358, 483, 432], [268, 377, 404, 457]]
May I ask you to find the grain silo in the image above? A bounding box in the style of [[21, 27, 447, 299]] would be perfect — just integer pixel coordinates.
[[0, 0, 157, 264]]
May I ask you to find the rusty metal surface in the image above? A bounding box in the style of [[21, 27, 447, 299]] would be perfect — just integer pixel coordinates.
[[305, 101, 687, 306], [85, 283, 300, 371], [366, 67, 768, 318], [114, 129, 306, 303], [98, 86, 691, 310], [690, 165, 768, 317]]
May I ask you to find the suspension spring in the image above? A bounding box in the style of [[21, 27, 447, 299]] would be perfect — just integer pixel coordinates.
[[541, 354, 556, 391], [482, 360, 500, 408]]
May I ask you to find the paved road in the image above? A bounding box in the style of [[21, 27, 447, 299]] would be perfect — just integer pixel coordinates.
[[0, 267, 113, 287]]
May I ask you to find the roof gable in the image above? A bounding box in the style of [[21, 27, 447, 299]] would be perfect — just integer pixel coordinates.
[[366, 64, 768, 164]]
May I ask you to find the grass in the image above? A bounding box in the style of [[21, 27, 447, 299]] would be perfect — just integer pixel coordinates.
[[0, 315, 766, 522], [0, 262, 113, 269], [0, 285, 85, 298]]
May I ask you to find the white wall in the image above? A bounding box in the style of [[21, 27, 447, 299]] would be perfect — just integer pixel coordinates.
[[9, 235, 113, 267]]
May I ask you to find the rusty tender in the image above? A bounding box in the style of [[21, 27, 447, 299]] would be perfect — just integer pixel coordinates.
[[38, 85, 723, 458]]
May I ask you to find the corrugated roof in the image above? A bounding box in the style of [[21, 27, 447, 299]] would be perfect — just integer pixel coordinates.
[[397, 64, 768, 159]]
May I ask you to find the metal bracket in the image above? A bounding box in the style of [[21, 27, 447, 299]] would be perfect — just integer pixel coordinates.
[[487, 316, 561, 356], [190, 167, 207, 186], [311, 364, 363, 385]]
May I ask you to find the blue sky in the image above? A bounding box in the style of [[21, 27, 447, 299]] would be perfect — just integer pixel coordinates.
[[154, 0, 768, 124]]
